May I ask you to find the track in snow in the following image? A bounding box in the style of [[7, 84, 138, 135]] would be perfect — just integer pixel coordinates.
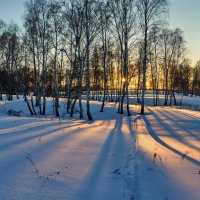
[[135, 106, 200, 200], [0, 104, 136, 200]]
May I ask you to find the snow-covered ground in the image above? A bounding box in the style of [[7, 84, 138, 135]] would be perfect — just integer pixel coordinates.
[[0, 96, 200, 200], [129, 92, 200, 107], [135, 106, 200, 200]]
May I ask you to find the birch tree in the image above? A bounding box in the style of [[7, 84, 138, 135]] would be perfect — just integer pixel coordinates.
[[62, 0, 85, 118], [99, 1, 110, 112], [109, 0, 137, 115], [84, 0, 100, 120], [48, 0, 63, 117], [24, 0, 51, 114], [136, 0, 168, 114]]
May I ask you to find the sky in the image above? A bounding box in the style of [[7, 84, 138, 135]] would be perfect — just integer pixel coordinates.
[[0, 0, 26, 25], [169, 0, 200, 66], [0, 0, 199, 66]]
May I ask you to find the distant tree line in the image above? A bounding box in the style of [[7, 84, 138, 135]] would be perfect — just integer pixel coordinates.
[[0, 0, 199, 118]]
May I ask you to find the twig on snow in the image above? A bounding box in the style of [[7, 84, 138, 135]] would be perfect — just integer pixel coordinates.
[[26, 154, 40, 177], [112, 169, 121, 175], [181, 151, 190, 160]]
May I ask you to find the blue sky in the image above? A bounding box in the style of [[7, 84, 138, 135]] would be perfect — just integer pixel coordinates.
[[169, 0, 200, 66], [0, 0, 199, 66], [0, 0, 25, 25]]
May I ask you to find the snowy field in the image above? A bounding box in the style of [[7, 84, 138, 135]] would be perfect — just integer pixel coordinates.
[[0, 96, 200, 200]]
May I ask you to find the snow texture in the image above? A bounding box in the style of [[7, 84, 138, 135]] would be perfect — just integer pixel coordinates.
[[0, 95, 200, 200]]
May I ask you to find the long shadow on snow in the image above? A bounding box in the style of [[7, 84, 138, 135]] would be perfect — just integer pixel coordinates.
[[173, 108, 200, 121], [78, 116, 128, 200], [156, 108, 200, 139], [0, 120, 85, 138], [0, 116, 43, 130], [134, 143, 198, 200], [0, 122, 98, 173], [0, 120, 95, 150], [142, 111, 200, 167], [151, 108, 200, 152]]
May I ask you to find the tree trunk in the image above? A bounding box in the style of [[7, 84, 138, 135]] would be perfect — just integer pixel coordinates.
[[85, 0, 93, 120], [141, 17, 148, 115]]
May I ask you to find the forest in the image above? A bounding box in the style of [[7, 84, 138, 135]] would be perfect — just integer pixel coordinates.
[[0, 0, 199, 120], [0, 1, 200, 200]]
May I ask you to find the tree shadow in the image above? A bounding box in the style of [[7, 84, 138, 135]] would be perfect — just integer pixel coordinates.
[[151, 108, 200, 152], [78, 116, 129, 200], [142, 110, 200, 167]]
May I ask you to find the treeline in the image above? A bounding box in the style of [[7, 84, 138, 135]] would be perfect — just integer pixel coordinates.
[[0, 0, 199, 119]]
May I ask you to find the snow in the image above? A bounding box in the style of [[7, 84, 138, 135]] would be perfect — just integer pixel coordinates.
[[132, 93, 200, 106], [135, 107, 200, 200], [0, 96, 200, 200]]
